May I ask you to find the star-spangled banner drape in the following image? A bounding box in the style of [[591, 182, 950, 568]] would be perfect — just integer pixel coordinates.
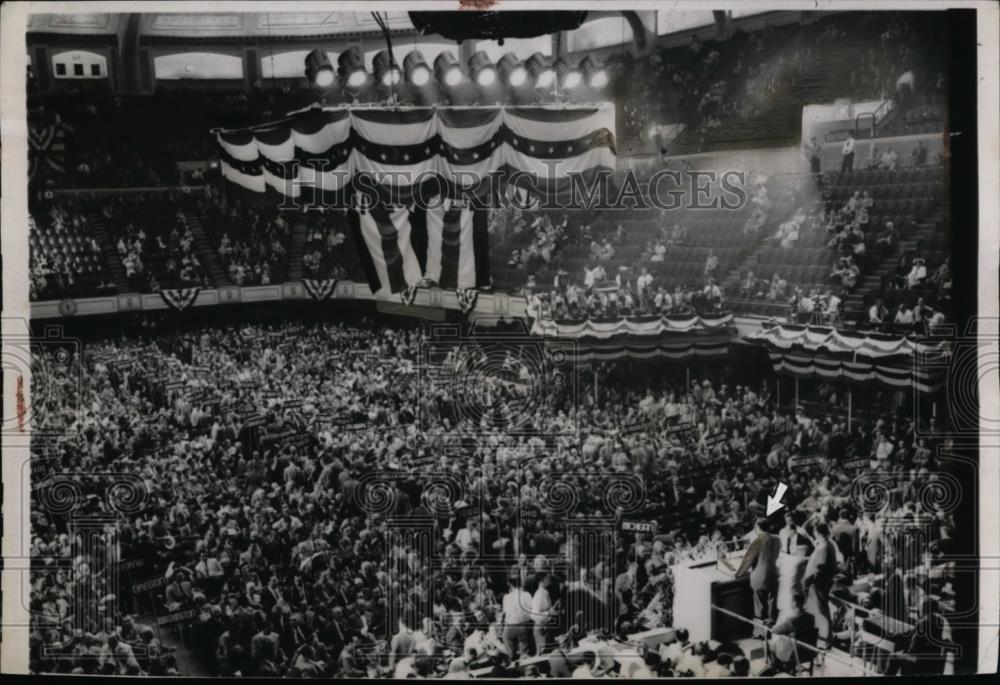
[[216, 104, 614, 299], [215, 104, 616, 203]]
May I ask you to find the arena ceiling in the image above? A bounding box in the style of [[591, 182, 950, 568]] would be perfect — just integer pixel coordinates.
[[27, 10, 770, 41]]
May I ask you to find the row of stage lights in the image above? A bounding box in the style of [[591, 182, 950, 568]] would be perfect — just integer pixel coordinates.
[[305, 46, 608, 104]]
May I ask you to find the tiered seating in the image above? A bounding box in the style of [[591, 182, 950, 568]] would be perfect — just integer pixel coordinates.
[[300, 210, 367, 283], [199, 200, 292, 287], [101, 194, 209, 292], [489, 173, 817, 302], [726, 162, 947, 321], [29, 203, 115, 301]]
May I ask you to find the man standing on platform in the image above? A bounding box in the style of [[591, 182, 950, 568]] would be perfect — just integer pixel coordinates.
[[743, 518, 781, 635], [803, 522, 837, 649]]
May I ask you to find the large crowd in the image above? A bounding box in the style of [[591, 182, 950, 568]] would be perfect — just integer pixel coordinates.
[[30, 316, 959, 677]]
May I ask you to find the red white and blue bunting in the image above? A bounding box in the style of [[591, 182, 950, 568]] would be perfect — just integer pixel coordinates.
[[747, 325, 947, 392], [159, 288, 200, 311], [766, 351, 943, 393], [744, 324, 947, 359], [557, 338, 731, 363], [531, 313, 734, 339], [456, 288, 479, 315], [216, 104, 615, 201], [302, 278, 338, 300]]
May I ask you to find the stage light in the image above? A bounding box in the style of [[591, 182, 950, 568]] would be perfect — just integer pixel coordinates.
[[497, 52, 527, 88], [555, 58, 582, 90], [373, 49, 401, 87], [526, 52, 555, 89], [404, 50, 431, 86], [304, 49, 335, 88], [468, 50, 497, 88], [338, 47, 367, 90], [580, 55, 608, 89], [435, 51, 463, 87]]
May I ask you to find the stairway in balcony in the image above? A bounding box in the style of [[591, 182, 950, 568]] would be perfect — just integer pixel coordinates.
[[88, 214, 129, 293], [842, 205, 946, 321], [183, 212, 225, 287], [286, 219, 310, 282]]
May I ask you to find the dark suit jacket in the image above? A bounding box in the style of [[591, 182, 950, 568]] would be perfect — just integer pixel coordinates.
[[743, 533, 781, 591]]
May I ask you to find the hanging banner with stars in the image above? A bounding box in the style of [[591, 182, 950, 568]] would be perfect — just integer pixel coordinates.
[[215, 104, 615, 203]]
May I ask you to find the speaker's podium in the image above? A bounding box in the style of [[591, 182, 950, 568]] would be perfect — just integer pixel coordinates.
[[671, 547, 808, 644]]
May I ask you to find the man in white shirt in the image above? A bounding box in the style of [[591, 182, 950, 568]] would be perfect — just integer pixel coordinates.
[[824, 290, 842, 325], [636, 268, 654, 298], [894, 305, 915, 326], [840, 134, 856, 177], [501, 578, 533, 658], [455, 518, 480, 553], [530, 574, 554, 655], [906, 258, 927, 288], [868, 299, 886, 326]]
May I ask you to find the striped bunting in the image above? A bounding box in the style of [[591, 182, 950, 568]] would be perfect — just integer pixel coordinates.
[[352, 197, 489, 297], [159, 288, 200, 311], [766, 351, 944, 392], [216, 105, 615, 201], [28, 121, 67, 179], [456, 288, 479, 315], [745, 324, 948, 360], [562, 338, 730, 363], [302, 278, 338, 300], [531, 313, 734, 339]]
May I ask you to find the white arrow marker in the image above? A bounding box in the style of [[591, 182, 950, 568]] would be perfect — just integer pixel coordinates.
[[766, 482, 788, 516]]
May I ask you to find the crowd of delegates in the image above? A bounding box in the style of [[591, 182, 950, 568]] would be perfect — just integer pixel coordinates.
[[29, 201, 117, 301], [30, 315, 959, 676]]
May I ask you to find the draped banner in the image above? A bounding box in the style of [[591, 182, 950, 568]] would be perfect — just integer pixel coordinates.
[[215, 104, 616, 203], [558, 337, 731, 363], [351, 196, 490, 296], [766, 351, 944, 393], [159, 288, 200, 311], [746, 324, 948, 392], [531, 313, 734, 339], [744, 324, 948, 359], [400, 285, 419, 306], [456, 288, 479, 315], [28, 121, 67, 179], [302, 278, 338, 300]]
